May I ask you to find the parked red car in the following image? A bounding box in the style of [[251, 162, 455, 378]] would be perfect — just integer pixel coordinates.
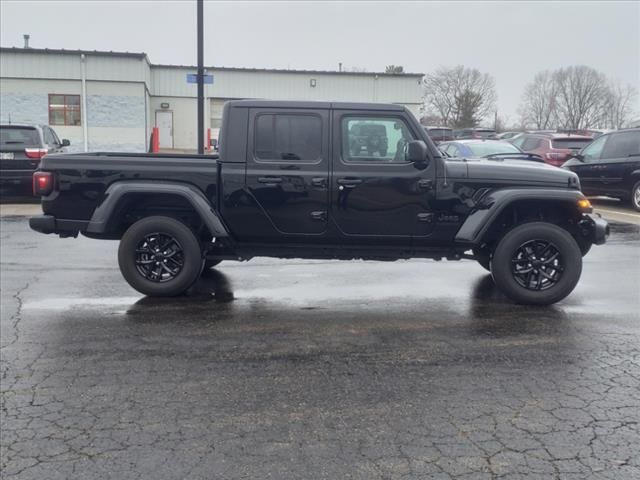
[[510, 133, 593, 166]]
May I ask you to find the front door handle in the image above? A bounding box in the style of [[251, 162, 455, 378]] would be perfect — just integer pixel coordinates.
[[257, 176, 283, 184], [310, 210, 327, 221], [337, 178, 363, 188]]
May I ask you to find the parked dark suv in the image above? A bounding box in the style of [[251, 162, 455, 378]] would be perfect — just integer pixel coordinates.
[[0, 124, 70, 195], [563, 128, 640, 211], [349, 122, 388, 157]]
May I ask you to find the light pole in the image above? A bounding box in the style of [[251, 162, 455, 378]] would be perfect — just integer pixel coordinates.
[[197, 0, 204, 154]]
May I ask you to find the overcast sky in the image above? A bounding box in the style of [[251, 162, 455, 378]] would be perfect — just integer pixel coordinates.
[[1, 1, 638, 122]]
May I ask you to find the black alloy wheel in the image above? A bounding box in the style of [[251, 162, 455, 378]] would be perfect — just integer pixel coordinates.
[[135, 233, 185, 283], [118, 216, 203, 297], [490, 222, 582, 305], [511, 240, 563, 291]]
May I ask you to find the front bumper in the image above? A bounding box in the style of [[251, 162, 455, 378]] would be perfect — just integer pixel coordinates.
[[583, 213, 609, 245]]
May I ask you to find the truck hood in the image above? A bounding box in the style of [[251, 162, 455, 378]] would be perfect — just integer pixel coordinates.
[[443, 157, 580, 188]]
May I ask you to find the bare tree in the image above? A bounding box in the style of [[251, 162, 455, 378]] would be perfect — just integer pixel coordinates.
[[385, 65, 404, 74], [518, 71, 558, 130], [603, 82, 637, 129], [419, 113, 444, 126], [553, 66, 609, 130], [423, 65, 496, 128]]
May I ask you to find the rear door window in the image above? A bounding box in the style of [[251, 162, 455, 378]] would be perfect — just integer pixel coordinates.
[[254, 114, 322, 162], [42, 127, 55, 146], [521, 137, 542, 151], [600, 131, 640, 159], [510, 135, 526, 148], [0, 127, 40, 149], [580, 135, 607, 163]]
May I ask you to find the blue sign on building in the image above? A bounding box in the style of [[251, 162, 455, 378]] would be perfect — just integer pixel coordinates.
[[186, 74, 214, 84]]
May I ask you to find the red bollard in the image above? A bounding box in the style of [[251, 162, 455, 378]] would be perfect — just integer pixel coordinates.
[[206, 128, 211, 152], [152, 127, 160, 153]]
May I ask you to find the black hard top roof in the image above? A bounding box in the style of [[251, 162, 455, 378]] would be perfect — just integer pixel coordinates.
[[225, 100, 408, 111]]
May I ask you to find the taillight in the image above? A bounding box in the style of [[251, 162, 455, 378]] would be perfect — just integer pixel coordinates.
[[25, 148, 48, 160], [33, 171, 54, 196]]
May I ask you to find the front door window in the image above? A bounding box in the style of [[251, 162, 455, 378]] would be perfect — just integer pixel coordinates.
[[343, 117, 415, 163]]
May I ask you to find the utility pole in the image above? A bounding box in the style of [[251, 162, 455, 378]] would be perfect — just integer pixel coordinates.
[[197, 0, 204, 154]]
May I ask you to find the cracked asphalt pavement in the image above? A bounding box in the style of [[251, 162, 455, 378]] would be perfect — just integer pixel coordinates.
[[1, 215, 639, 479]]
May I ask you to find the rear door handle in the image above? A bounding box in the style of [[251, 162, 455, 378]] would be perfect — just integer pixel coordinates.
[[311, 177, 327, 188], [337, 178, 363, 188], [257, 176, 282, 184], [418, 179, 434, 190]]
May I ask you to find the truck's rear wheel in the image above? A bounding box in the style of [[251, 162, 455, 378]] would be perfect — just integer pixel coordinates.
[[118, 216, 203, 297], [491, 222, 582, 305]]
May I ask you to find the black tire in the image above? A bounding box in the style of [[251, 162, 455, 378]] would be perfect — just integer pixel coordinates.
[[203, 258, 223, 270], [118, 216, 203, 297], [491, 222, 582, 305], [473, 248, 492, 271], [631, 180, 640, 212]]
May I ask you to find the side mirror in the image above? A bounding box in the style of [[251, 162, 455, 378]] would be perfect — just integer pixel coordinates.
[[574, 153, 585, 162], [407, 140, 428, 167], [61, 139, 70, 147]]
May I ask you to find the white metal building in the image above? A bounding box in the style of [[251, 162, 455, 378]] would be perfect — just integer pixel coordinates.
[[0, 47, 424, 152]]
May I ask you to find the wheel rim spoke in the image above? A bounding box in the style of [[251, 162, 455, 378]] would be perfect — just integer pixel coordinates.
[[511, 239, 563, 291], [135, 233, 184, 283]]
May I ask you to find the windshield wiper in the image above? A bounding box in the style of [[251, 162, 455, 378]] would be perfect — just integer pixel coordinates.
[[2, 141, 25, 145], [484, 153, 545, 163]]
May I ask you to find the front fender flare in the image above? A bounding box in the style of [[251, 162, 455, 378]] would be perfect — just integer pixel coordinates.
[[86, 181, 229, 237], [455, 188, 587, 245]]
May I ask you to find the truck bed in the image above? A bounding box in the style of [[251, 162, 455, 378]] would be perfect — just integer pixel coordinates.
[[40, 152, 220, 221]]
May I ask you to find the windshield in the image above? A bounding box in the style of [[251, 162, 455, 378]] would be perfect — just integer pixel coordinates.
[[552, 138, 592, 150], [466, 141, 520, 157], [0, 126, 40, 148]]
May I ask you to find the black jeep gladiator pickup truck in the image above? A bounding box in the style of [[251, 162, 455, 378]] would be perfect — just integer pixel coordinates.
[[30, 100, 609, 305]]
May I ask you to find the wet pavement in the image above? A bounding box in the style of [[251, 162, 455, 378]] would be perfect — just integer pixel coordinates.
[[1, 216, 639, 479]]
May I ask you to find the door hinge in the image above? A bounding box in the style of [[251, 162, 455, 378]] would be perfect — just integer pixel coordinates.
[[311, 211, 327, 221], [417, 212, 434, 223]]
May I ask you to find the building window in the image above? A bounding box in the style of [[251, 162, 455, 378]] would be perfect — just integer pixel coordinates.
[[48, 94, 81, 126]]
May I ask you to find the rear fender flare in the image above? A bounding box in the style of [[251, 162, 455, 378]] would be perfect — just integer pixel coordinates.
[[86, 181, 229, 237], [455, 188, 587, 245]]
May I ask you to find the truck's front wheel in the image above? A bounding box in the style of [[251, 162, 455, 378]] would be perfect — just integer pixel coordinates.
[[118, 216, 203, 297], [491, 222, 582, 305]]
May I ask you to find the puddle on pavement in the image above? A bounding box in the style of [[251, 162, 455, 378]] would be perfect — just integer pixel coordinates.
[[24, 296, 143, 310]]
